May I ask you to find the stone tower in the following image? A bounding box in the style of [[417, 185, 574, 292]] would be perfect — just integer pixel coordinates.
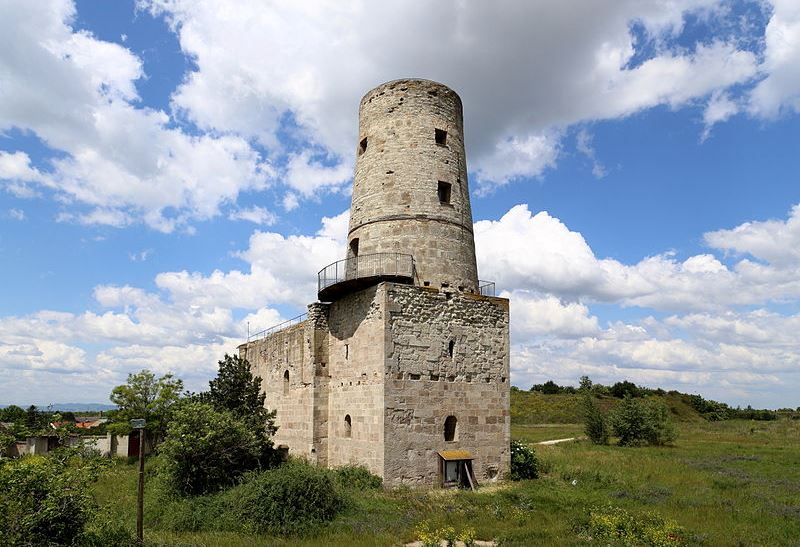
[[240, 79, 510, 488], [348, 79, 478, 293]]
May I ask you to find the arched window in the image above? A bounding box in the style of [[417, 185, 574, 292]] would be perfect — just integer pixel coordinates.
[[283, 370, 289, 395], [344, 415, 352, 438], [444, 415, 457, 442]]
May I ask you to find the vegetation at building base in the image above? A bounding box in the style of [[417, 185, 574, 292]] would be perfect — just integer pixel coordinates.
[[89, 418, 800, 546], [509, 440, 539, 480], [4, 371, 800, 545]]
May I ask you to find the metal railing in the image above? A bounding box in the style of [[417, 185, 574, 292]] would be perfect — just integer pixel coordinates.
[[318, 252, 415, 295], [478, 280, 496, 297], [247, 313, 308, 342]]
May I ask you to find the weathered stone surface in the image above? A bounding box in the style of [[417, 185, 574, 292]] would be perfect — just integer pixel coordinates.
[[349, 79, 479, 293], [238, 79, 510, 488]]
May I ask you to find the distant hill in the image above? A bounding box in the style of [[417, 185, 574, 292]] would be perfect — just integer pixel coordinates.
[[0, 403, 116, 412], [510, 388, 758, 424]]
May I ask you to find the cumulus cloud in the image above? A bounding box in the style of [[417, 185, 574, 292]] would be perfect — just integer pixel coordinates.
[[228, 206, 278, 226], [0, 0, 272, 231], [140, 0, 760, 193], [748, 0, 800, 117], [4, 203, 800, 406], [475, 203, 800, 311]]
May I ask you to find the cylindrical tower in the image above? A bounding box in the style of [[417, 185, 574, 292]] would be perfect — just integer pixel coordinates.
[[347, 78, 479, 293]]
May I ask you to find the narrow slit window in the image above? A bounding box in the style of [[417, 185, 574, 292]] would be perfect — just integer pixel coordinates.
[[358, 137, 368, 155], [283, 370, 289, 395], [438, 181, 452, 204], [435, 128, 447, 145], [444, 415, 457, 442], [344, 415, 352, 438], [448, 340, 455, 358]]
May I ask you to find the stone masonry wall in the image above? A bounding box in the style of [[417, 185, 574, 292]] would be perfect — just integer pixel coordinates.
[[348, 79, 478, 292], [324, 285, 387, 476], [382, 283, 510, 487], [239, 321, 315, 458]]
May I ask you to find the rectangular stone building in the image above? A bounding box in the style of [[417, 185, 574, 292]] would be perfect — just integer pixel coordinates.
[[239, 282, 509, 487]]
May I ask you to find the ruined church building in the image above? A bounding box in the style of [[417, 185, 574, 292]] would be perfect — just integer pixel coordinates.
[[239, 79, 510, 488]]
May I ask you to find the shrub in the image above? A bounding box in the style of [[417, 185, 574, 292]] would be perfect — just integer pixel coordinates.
[[234, 460, 343, 535], [509, 440, 539, 480], [333, 464, 382, 490], [610, 380, 642, 399], [158, 401, 272, 495], [586, 505, 684, 545], [610, 396, 677, 446], [0, 456, 96, 546], [583, 393, 609, 445]]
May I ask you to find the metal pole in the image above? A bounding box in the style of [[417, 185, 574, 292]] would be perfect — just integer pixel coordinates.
[[137, 428, 145, 545]]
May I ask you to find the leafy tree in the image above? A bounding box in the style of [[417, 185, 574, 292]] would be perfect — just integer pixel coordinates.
[[0, 455, 103, 545], [610, 396, 677, 446], [206, 354, 276, 434], [609, 380, 641, 399], [25, 405, 48, 431], [108, 370, 183, 441], [0, 405, 26, 423], [579, 375, 593, 392], [540, 380, 561, 394], [583, 392, 609, 445], [159, 401, 270, 495]]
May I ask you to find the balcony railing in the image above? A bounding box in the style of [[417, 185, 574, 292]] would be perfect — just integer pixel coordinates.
[[478, 281, 496, 297], [247, 313, 308, 342], [318, 252, 415, 301]]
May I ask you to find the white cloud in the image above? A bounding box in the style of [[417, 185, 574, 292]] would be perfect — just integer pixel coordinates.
[[702, 90, 739, 140], [703, 204, 800, 266], [141, 0, 758, 192], [506, 290, 600, 340], [475, 203, 800, 311], [575, 129, 607, 178], [0, 0, 272, 231], [228, 206, 278, 226], [2, 204, 800, 406], [7, 208, 25, 221], [749, 0, 800, 117]]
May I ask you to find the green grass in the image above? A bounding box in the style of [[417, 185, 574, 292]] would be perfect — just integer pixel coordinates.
[[510, 389, 705, 425], [92, 418, 800, 545]]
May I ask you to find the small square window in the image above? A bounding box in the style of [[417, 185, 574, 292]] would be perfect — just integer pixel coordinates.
[[438, 181, 452, 204], [358, 137, 368, 155], [435, 129, 447, 146]]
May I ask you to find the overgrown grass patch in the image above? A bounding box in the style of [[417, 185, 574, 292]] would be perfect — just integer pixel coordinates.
[[91, 419, 800, 546]]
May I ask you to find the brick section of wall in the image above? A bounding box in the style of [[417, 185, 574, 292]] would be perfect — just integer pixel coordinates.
[[383, 283, 510, 487]]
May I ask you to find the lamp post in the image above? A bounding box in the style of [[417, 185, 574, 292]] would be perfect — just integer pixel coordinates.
[[130, 418, 146, 546]]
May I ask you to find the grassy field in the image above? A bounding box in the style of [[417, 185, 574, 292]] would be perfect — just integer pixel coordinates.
[[92, 418, 800, 546]]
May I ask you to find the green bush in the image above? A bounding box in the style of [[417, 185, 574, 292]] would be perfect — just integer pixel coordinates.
[[0, 455, 97, 546], [586, 505, 684, 545], [333, 464, 382, 490], [610, 396, 677, 446], [234, 460, 343, 535], [583, 393, 609, 445], [158, 401, 273, 495], [509, 440, 539, 480]]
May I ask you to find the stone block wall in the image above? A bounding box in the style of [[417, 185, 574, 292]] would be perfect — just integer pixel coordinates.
[[239, 321, 315, 458], [382, 283, 510, 487], [348, 79, 478, 293], [325, 285, 387, 476]]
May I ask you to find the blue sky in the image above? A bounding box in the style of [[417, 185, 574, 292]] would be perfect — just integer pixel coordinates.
[[1, 0, 799, 408]]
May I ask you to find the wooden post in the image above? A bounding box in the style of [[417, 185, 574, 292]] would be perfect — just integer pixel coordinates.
[[137, 428, 144, 545]]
